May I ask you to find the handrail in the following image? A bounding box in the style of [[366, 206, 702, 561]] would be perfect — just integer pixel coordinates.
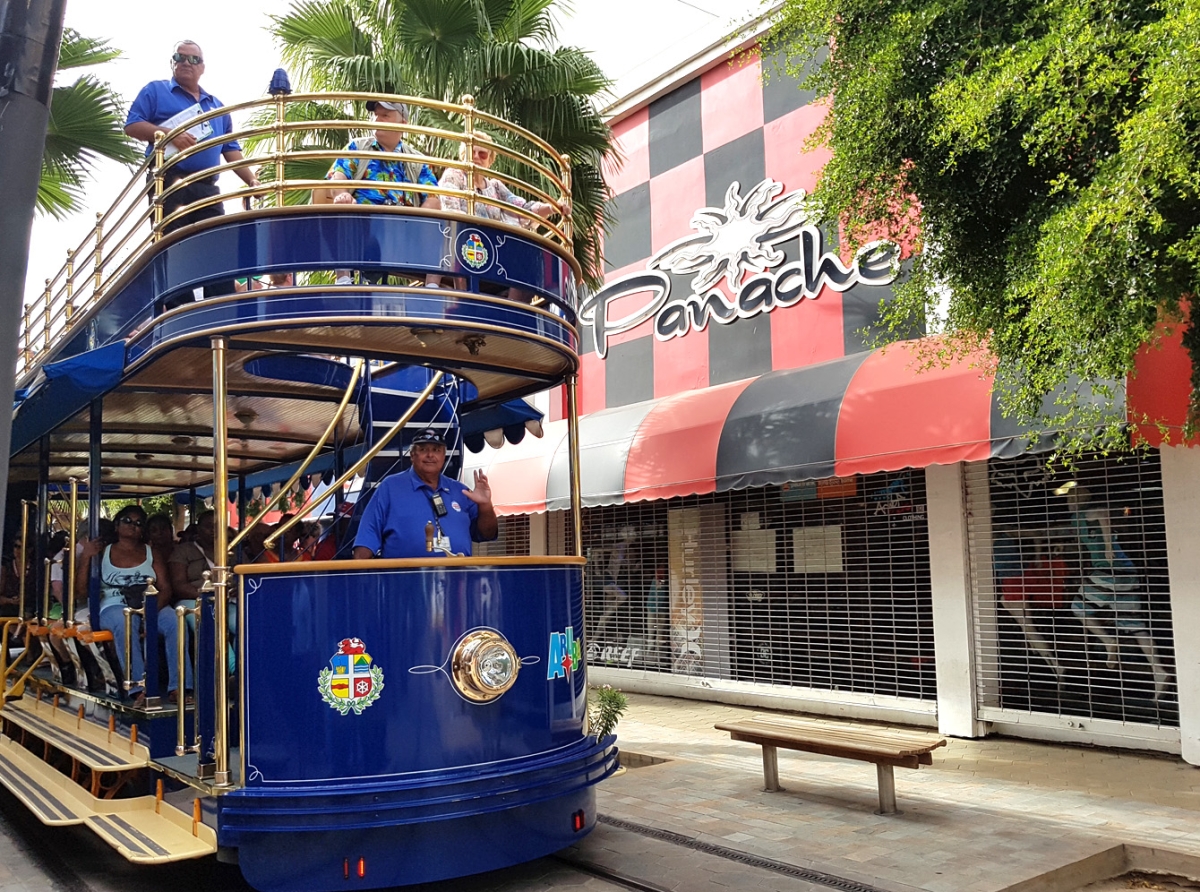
[[17, 91, 576, 381], [228, 359, 363, 553], [235, 555, 588, 575], [263, 375, 441, 550]]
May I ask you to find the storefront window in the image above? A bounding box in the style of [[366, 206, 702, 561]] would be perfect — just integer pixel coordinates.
[[968, 452, 1176, 727], [580, 475, 937, 702]]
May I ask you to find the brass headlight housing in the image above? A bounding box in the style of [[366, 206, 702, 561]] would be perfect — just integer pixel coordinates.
[[451, 630, 519, 702]]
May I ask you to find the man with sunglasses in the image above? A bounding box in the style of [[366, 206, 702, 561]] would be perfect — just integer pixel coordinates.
[[125, 41, 259, 238]]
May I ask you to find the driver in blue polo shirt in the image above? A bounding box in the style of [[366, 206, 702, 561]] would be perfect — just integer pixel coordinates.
[[353, 429, 498, 559], [125, 40, 259, 235]]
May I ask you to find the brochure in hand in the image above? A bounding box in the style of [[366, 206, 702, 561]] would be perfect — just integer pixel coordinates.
[[159, 102, 215, 157]]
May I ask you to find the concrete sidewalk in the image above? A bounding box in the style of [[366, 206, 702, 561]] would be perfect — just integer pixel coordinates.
[[592, 693, 1200, 892]]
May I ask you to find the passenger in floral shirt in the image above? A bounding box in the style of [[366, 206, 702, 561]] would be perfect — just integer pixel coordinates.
[[438, 131, 566, 225], [327, 100, 439, 208]]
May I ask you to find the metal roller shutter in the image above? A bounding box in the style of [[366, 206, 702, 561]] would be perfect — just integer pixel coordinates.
[[575, 473, 937, 701], [966, 453, 1177, 732], [474, 515, 531, 557]]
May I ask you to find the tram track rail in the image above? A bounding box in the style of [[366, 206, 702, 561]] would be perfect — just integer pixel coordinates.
[[553, 813, 893, 892]]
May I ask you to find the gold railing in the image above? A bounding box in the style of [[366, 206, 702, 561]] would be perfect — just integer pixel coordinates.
[[17, 92, 575, 380]]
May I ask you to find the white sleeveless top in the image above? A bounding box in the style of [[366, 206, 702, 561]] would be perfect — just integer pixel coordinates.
[[98, 544, 155, 612]]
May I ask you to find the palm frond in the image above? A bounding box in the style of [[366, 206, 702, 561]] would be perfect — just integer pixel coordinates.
[[44, 76, 140, 171], [272, 0, 615, 284], [36, 169, 85, 219], [56, 29, 123, 71]]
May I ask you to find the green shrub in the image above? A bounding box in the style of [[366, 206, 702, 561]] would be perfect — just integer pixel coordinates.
[[588, 685, 628, 740]]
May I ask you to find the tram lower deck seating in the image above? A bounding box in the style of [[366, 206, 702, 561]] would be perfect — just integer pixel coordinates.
[[715, 714, 946, 815]]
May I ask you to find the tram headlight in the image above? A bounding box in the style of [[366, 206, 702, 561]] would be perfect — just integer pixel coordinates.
[[451, 630, 519, 702]]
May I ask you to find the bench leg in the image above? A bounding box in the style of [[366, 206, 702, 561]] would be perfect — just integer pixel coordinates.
[[761, 744, 781, 792], [875, 764, 899, 815]]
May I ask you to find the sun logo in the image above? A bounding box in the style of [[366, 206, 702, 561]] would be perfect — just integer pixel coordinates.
[[650, 179, 814, 294]]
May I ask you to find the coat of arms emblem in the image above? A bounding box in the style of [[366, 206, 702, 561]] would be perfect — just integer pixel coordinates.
[[460, 232, 490, 270], [318, 637, 385, 715]]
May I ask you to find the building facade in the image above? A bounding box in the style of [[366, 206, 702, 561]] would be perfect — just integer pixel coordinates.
[[469, 26, 1200, 763]]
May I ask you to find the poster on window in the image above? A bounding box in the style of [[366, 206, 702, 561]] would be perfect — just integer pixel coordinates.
[[668, 507, 704, 675]]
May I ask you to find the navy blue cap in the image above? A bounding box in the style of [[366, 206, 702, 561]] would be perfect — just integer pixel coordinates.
[[410, 428, 445, 446]]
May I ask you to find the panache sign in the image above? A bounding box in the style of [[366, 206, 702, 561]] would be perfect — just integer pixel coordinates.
[[580, 179, 901, 359]]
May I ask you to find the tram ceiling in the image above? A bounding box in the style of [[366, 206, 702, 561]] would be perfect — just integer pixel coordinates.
[[23, 433, 308, 466], [229, 324, 573, 405], [123, 346, 359, 403]]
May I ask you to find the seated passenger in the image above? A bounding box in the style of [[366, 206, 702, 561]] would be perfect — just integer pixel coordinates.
[[0, 538, 25, 617], [75, 506, 170, 700], [438, 132, 566, 226], [325, 100, 440, 286], [294, 521, 324, 561], [46, 530, 69, 620], [429, 132, 567, 296], [325, 100, 439, 210], [352, 428, 497, 559], [167, 510, 224, 700]]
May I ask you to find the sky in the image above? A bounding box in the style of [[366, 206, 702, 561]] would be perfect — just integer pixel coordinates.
[[25, 0, 767, 304]]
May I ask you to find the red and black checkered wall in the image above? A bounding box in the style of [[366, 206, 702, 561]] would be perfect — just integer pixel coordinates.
[[572, 46, 909, 418]]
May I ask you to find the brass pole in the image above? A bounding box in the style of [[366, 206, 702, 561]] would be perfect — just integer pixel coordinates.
[[21, 303, 31, 371], [92, 212, 104, 297], [66, 477, 78, 626], [195, 571, 209, 753], [42, 558, 52, 623], [65, 249, 75, 322], [274, 94, 286, 207], [211, 336, 232, 785], [18, 502, 30, 620], [174, 602, 200, 755], [566, 374, 583, 557], [122, 605, 144, 692], [42, 279, 51, 351], [560, 153, 573, 243], [229, 359, 364, 552], [462, 95, 476, 217], [265, 375, 441, 550], [152, 133, 166, 239]]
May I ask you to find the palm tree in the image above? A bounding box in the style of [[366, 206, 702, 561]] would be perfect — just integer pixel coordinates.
[[39, 29, 139, 219], [267, 0, 616, 287]]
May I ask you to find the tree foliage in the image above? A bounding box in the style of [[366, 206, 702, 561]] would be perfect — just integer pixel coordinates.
[[267, 0, 616, 287], [39, 29, 140, 219], [763, 0, 1200, 440]]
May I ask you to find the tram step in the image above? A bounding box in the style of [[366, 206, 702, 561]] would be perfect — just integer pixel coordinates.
[[0, 736, 216, 862], [1, 696, 149, 770]]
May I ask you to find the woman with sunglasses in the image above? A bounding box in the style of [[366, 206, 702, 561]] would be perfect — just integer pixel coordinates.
[[437, 132, 567, 226], [75, 505, 171, 702]]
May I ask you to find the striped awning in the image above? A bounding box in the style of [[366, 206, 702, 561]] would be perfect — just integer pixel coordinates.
[[465, 340, 1152, 515]]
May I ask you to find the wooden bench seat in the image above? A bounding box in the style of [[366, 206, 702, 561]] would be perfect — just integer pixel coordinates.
[[715, 714, 946, 815]]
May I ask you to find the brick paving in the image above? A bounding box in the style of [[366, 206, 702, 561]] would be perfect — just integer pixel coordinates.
[[590, 693, 1200, 892]]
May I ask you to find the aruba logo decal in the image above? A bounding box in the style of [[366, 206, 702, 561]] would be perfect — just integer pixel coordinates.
[[547, 626, 583, 680], [457, 229, 493, 272]]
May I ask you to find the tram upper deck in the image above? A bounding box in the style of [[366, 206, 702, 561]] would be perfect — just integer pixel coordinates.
[[11, 91, 581, 498]]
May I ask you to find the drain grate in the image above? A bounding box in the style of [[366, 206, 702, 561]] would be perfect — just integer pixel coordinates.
[[597, 814, 890, 892]]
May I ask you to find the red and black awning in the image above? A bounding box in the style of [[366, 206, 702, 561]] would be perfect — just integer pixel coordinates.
[[467, 338, 1190, 515]]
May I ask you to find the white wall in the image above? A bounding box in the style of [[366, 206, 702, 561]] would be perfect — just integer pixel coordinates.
[[1161, 444, 1200, 765], [926, 463, 987, 737]]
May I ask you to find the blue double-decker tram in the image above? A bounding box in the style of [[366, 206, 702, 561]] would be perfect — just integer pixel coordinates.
[[2, 91, 615, 891]]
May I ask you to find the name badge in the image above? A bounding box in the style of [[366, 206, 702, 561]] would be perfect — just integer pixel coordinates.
[[434, 534, 451, 553]]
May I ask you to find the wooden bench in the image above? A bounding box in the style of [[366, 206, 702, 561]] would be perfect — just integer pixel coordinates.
[[715, 714, 946, 815]]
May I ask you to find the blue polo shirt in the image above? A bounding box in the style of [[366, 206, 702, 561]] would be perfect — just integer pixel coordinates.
[[354, 470, 491, 559], [125, 78, 239, 173]]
